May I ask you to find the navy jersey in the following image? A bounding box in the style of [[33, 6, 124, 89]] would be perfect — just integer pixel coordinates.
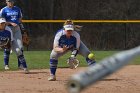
[[0, 6, 22, 24], [0, 30, 11, 47], [54, 29, 80, 49], [59, 35, 77, 49]]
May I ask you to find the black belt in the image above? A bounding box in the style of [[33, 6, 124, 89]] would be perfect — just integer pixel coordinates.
[[8, 24, 13, 26]]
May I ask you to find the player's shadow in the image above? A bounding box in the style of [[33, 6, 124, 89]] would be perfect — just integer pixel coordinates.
[[100, 78, 121, 81], [17, 71, 48, 74], [28, 71, 48, 74]]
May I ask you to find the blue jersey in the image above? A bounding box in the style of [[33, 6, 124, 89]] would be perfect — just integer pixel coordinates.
[[0, 6, 22, 24], [59, 34, 77, 48], [0, 30, 11, 47], [54, 29, 81, 49]]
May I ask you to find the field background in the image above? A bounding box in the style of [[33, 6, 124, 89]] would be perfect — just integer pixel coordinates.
[[0, 50, 139, 71], [1, 0, 140, 92], [2, 0, 140, 50], [0, 50, 140, 93]]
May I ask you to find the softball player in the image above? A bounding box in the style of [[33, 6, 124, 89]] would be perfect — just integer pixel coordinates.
[[0, 0, 29, 73], [0, 17, 13, 70], [48, 20, 96, 81]]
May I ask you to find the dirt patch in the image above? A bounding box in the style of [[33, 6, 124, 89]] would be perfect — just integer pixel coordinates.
[[0, 65, 140, 93]]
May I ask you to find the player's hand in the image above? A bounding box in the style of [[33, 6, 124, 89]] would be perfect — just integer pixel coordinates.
[[62, 45, 69, 52], [11, 23, 17, 27]]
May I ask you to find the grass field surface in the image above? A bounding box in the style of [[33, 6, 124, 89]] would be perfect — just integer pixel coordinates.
[[0, 51, 139, 71]]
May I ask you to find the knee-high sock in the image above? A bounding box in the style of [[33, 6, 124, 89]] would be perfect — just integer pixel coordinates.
[[50, 59, 58, 75], [4, 49, 10, 66], [18, 49, 23, 67], [18, 58, 20, 67], [18, 54, 27, 68], [86, 57, 96, 66]]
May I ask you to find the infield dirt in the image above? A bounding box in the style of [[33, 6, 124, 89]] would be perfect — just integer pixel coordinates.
[[0, 65, 140, 93]]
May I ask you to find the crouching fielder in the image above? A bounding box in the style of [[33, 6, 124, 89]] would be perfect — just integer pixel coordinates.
[[0, 18, 13, 70], [48, 20, 96, 81]]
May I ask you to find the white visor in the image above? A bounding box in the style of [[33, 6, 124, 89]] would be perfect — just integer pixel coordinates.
[[64, 25, 74, 30], [0, 18, 6, 23]]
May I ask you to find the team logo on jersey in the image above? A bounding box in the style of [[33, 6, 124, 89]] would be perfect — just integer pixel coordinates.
[[7, 11, 18, 21], [7, 11, 18, 16]]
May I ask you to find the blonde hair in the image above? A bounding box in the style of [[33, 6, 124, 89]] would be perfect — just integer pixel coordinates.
[[63, 19, 74, 26]]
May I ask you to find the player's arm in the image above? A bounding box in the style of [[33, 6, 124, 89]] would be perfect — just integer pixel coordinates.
[[0, 8, 4, 17], [54, 44, 69, 53], [19, 18, 26, 33], [66, 31, 80, 69], [18, 10, 26, 33], [53, 31, 69, 53], [19, 14, 28, 34], [71, 31, 80, 57]]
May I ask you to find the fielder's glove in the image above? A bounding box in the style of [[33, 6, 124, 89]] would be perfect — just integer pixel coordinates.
[[22, 31, 30, 46], [67, 57, 80, 69], [0, 38, 11, 49], [19, 23, 30, 46]]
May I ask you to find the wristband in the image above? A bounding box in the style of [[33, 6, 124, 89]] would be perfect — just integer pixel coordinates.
[[71, 49, 78, 57]]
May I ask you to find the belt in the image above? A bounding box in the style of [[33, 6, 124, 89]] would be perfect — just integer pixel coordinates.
[[7, 24, 13, 26]]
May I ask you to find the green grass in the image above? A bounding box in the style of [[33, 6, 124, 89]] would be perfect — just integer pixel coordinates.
[[0, 50, 139, 71]]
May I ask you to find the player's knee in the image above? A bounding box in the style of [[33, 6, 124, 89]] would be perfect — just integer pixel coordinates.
[[4, 49, 10, 55], [4, 49, 10, 58], [16, 48, 22, 56]]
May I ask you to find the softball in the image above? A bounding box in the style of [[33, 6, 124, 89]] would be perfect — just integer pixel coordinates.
[[88, 53, 94, 60]]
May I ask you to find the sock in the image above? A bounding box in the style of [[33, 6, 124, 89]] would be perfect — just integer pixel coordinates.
[[50, 59, 58, 75], [50, 66, 57, 75], [18, 49, 24, 67], [18, 55, 27, 68], [4, 49, 10, 66], [86, 57, 96, 66]]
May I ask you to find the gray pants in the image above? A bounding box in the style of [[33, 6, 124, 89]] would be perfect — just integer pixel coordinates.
[[50, 41, 90, 60], [8, 25, 23, 56]]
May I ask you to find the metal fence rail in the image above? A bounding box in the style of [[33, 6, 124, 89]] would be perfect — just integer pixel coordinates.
[[22, 20, 140, 23]]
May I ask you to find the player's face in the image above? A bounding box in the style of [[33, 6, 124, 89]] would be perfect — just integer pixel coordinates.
[[6, 1, 14, 7], [65, 30, 73, 37], [0, 22, 6, 30]]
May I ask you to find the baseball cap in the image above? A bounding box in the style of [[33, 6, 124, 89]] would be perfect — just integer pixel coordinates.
[[64, 25, 74, 31], [6, 0, 15, 2], [0, 18, 6, 23]]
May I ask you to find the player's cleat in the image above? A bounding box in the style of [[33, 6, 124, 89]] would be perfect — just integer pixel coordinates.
[[4, 65, 10, 70], [48, 75, 56, 81], [24, 68, 29, 74]]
